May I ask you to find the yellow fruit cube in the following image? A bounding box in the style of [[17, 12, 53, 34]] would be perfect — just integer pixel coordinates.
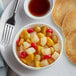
[[47, 37, 54, 47], [35, 55, 41, 61], [52, 35, 58, 43], [50, 47, 55, 54], [25, 54, 34, 65], [40, 37, 47, 46], [48, 58, 54, 64], [19, 39, 24, 46], [23, 42, 31, 49], [52, 52, 59, 60], [20, 45, 24, 51], [29, 54, 35, 61], [26, 47, 36, 54], [20, 58, 27, 64], [41, 48, 51, 55], [26, 39, 31, 43], [16, 47, 20, 51], [19, 29, 28, 38], [35, 61, 40, 67], [37, 45, 43, 54], [30, 32, 39, 43], [37, 33, 45, 38], [25, 34, 30, 40], [46, 32, 52, 37], [53, 43, 61, 53], [40, 60, 49, 67], [41, 26, 47, 35], [34, 26, 41, 32]]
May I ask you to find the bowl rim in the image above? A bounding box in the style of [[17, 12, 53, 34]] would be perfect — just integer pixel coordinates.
[[24, 0, 53, 19], [12, 22, 63, 70]]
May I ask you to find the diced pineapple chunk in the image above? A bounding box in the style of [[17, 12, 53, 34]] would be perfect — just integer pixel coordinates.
[[47, 37, 54, 47], [19, 29, 28, 39], [37, 33, 45, 38], [46, 32, 52, 37], [52, 35, 58, 43], [25, 55, 33, 65], [50, 47, 55, 54], [41, 48, 51, 55], [35, 55, 41, 61], [52, 52, 59, 60], [53, 43, 61, 52], [19, 39, 24, 46], [21, 54, 34, 65], [16, 47, 20, 51], [40, 60, 49, 67], [41, 26, 47, 35], [29, 54, 35, 61], [37, 45, 43, 54], [34, 26, 41, 32], [26, 47, 36, 54], [24, 33, 30, 40], [48, 58, 54, 64], [35, 61, 40, 67], [20, 45, 24, 52], [20, 58, 27, 64], [23, 42, 31, 49], [26, 39, 31, 43], [40, 37, 47, 46], [30, 32, 39, 43]]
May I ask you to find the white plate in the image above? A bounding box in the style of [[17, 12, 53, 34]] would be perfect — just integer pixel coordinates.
[[0, 0, 76, 76]]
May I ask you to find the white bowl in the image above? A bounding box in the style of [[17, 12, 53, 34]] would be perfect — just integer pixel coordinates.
[[24, 0, 53, 19], [13, 23, 63, 70]]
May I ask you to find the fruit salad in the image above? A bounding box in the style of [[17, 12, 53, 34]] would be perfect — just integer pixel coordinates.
[[16, 25, 61, 68]]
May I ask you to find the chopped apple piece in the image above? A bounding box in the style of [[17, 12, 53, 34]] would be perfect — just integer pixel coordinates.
[[40, 37, 47, 46], [52, 52, 59, 60], [30, 32, 39, 43], [23, 42, 31, 49], [41, 48, 51, 55], [26, 47, 36, 54], [40, 60, 49, 67]]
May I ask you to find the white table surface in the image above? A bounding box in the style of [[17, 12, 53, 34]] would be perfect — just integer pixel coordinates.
[[2, 0, 19, 76]]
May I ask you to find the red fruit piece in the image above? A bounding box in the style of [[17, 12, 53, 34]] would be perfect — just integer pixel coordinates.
[[31, 43, 37, 50], [20, 51, 28, 58], [44, 55, 51, 59], [16, 38, 20, 46], [46, 29, 53, 33], [27, 28, 34, 33]]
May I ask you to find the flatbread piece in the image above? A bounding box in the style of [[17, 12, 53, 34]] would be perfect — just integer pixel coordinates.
[[52, 0, 76, 27], [65, 30, 76, 64], [62, 9, 76, 37]]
